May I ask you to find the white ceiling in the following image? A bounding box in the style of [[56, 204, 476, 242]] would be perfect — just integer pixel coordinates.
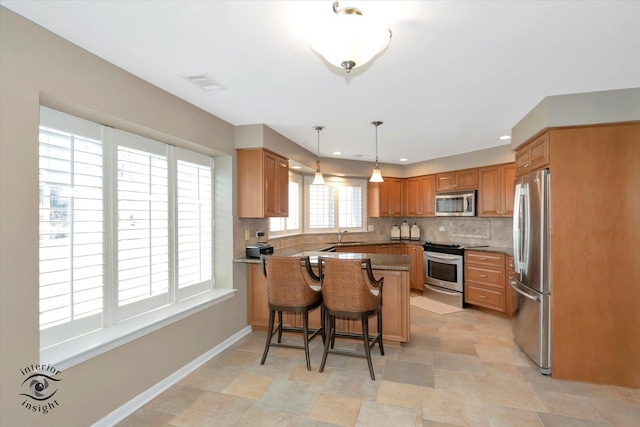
[[2, 1, 639, 165]]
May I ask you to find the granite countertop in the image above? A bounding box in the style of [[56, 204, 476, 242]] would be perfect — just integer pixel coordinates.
[[234, 240, 512, 265], [235, 245, 411, 271]]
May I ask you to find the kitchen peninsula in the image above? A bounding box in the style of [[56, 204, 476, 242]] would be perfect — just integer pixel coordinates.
[[237, 248, 411, 346]]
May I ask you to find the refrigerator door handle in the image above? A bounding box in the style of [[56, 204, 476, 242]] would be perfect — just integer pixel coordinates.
[[512, 182, 522, 274], [509, 280, 539, 302]]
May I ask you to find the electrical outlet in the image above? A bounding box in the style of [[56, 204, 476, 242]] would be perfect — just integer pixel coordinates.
[[368, 225, 374, 232], [244, 229, 250, 240], [256, 231, 265, 238], [439, 226, 445, 231]]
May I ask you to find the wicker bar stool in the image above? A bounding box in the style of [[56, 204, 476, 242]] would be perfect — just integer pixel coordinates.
[[318, 257, 384, 380], [260, 255, 324, 370]]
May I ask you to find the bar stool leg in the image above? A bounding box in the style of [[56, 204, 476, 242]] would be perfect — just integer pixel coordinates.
[[277, 311, 283, 343], [362, 317, 375, 380], [261, 308, 275, 365], [319, 314, 333, 373], [377, 310, 384, 356]]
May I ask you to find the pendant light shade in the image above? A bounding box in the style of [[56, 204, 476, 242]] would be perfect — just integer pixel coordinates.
[[310, 2, 392, 74], [312, 126, 325, 185], [370, 121, 384, 183]]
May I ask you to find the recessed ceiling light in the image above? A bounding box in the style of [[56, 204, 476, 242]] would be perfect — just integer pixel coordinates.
[[399, 158, 408, 162], [332, 151, 342, 156], [500, 135, 511, 140], [291, 166, 301, 169]]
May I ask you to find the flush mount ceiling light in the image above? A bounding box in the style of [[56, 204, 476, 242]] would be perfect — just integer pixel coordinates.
[[370, 121, 384, 183], [312, 126, 326, 185], [310, 2, 392, 73]]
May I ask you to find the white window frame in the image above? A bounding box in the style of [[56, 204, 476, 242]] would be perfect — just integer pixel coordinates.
[[303, 176, 368, 234], [38, 107, 232, 370], [268, 172, 302, 237]]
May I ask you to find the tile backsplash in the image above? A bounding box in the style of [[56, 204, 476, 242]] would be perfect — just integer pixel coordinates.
[[235, 216, 513, 257]]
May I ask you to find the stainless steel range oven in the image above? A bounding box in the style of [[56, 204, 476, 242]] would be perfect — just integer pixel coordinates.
[[423, 242, 465, 308]]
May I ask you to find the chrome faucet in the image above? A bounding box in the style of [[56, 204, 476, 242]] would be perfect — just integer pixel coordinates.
[[338, 229, 350, 243]]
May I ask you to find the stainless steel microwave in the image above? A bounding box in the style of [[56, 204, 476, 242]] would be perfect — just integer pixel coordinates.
[[435, 190, 476, 216]]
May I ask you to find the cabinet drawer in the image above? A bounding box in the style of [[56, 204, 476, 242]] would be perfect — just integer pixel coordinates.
[[465, 251, 504, 267], [466, 265, 504, 288], [465, 284, 505, 311]]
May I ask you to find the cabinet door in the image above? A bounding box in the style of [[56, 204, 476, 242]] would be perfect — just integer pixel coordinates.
[[275, 155, 289, 216], [368, 182, 382, 218], [405, 244, 424, 290], [247, 263, 269, 328], [478, 163, 515, 217], [455, 169, 478, 190], [388, 178, 403, 216], [263, 152, 278, 217], [406, 178, 420, 216], [419, 175, 436, 216], [502, 164, 516, 217], [379, 180, 391, 216], [515, 133, 549, 176], [436, 172, 456, 192], [478, 166, 501, 217]]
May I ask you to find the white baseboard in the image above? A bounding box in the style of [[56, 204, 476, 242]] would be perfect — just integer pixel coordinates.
[[92, 326, 252, 427]]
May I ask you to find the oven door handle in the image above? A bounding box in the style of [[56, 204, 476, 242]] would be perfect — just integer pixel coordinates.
[[425, 284, 461, 296], [426, 252, 460, 261]]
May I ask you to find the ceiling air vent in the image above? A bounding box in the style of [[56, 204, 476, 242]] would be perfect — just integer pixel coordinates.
[[182, 73, 223, 92]]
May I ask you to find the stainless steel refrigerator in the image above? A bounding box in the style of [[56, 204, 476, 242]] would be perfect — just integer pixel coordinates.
[[510, 168, 551, 375]]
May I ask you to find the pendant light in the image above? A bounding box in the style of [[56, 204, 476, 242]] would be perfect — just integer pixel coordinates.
[[370, 121, 384, 182], [312, 126, 325, 185]]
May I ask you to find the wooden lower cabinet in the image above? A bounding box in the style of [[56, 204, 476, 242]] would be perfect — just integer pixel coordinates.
[[404, 244, 424, 291], [247, 263, 410, 346], [464, 251, 506, 313]]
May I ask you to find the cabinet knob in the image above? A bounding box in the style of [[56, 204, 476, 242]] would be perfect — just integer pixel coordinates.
[[524, 163, 530, 168], [479, 295, 487, 299], [479, 257, 487, 260], [479, 274, 488, 278]]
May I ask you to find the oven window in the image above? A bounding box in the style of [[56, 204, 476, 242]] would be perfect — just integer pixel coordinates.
[[428, 260, 458, 283]]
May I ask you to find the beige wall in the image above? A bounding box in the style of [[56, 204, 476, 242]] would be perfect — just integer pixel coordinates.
[[511, 87, 640, 148], [0, 7, 246, 426]]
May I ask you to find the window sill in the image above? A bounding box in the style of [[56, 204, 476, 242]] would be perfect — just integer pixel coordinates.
[[41, 289, 236, 371]]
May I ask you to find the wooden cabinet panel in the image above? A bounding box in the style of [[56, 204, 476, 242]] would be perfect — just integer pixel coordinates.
[[246, 263, 410, 346], [407, 175, 435, 217], [465, 265, 504, 289], [515, 133, 549, 176], [367, 178, 404, 217], [237, 148, 289, 218], [465, 284, 505, 311], [478, 163, 515, 217], [436, 168, 478, 191], [464, 251, 506, 312], [405, 244, 424, 291]]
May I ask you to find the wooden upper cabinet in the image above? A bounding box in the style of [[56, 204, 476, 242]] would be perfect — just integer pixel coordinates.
[[368, 177, 404, 217], [237, 148, 289, 218], [435, 168, 478, 191], [478, 163, 515, 217], [515, 133, 549, 176], [406, 175, 435, 217]]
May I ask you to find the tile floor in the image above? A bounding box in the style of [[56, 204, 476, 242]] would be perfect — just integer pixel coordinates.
[[117, 302, 639, 426]]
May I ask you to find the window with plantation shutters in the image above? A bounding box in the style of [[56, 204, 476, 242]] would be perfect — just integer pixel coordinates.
[[38, 107, 218, 363], [304, 176, 367, 233]]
